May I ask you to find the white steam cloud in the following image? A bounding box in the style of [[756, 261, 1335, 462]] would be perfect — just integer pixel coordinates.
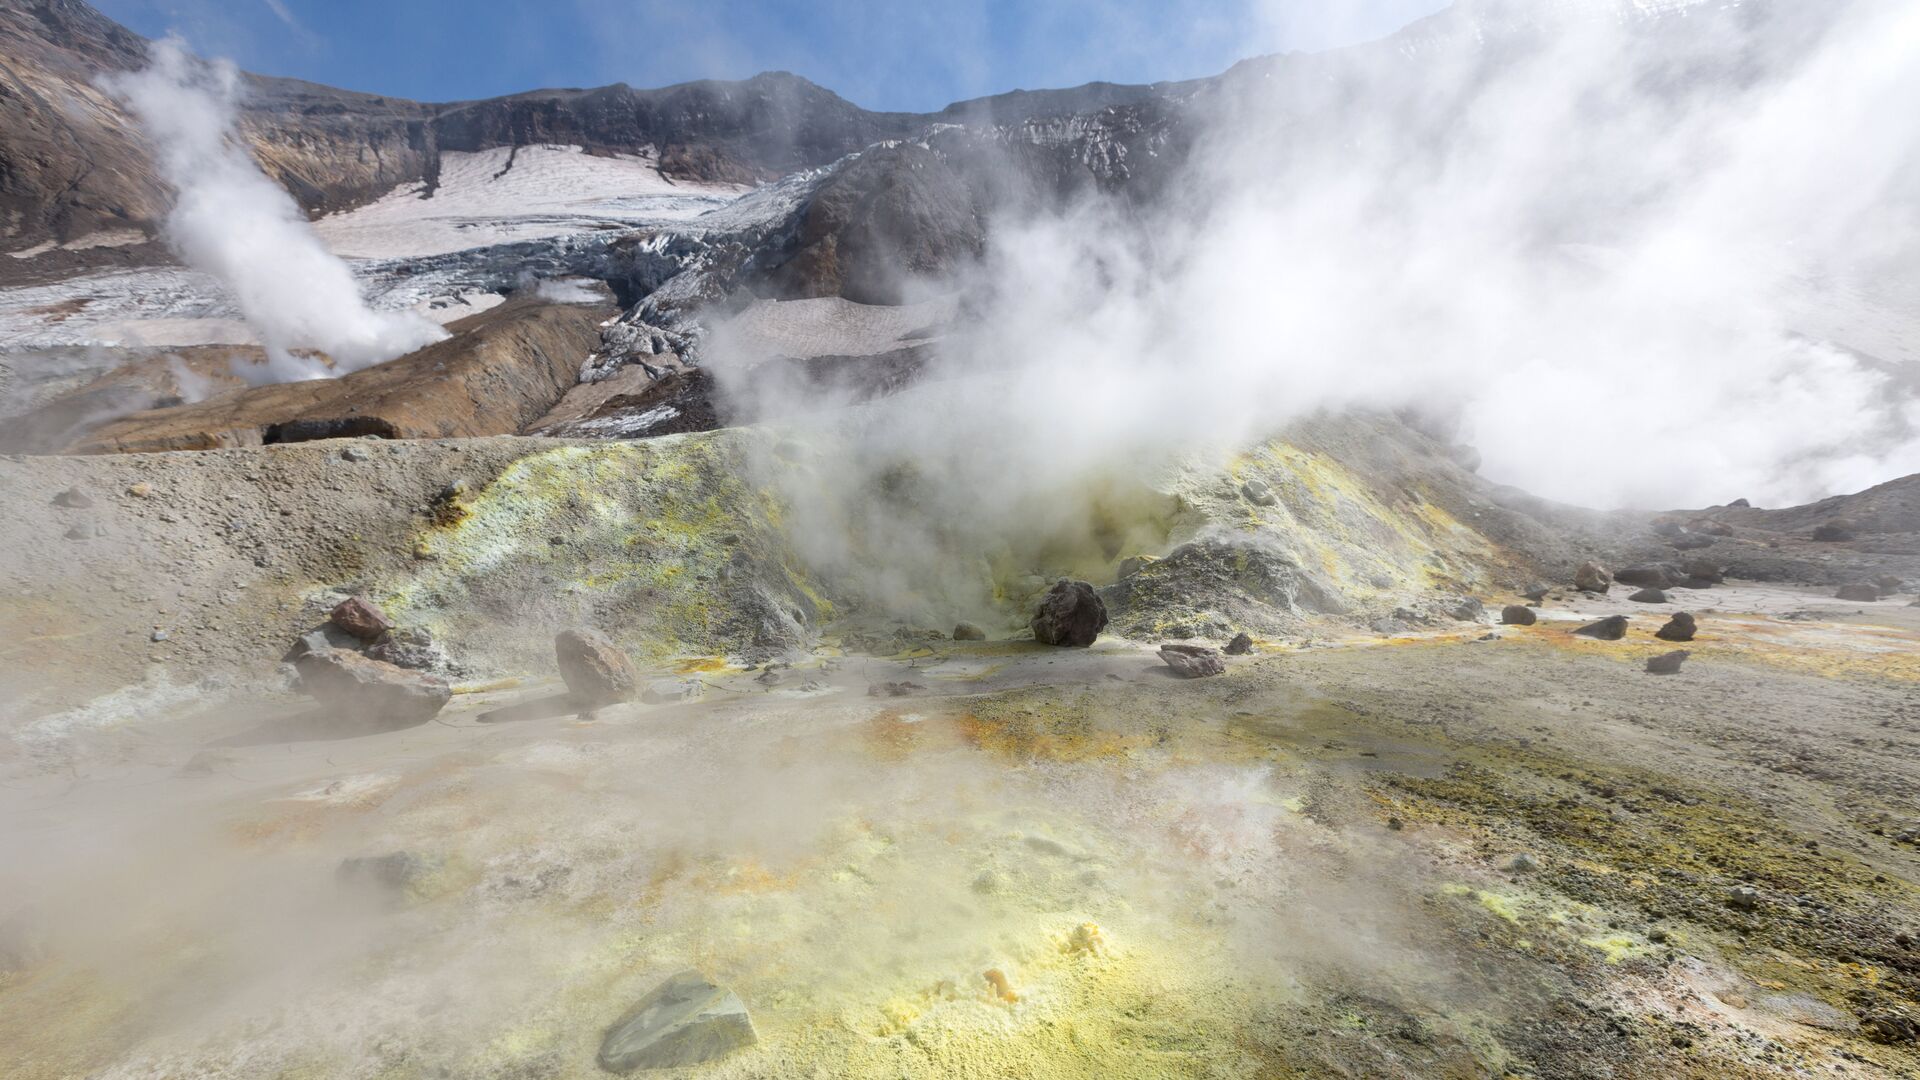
[[744, 0, 1920, 542], [101, 39, 447, 382], [710, 0, 1920, 627], [965, 0, 1920, 511]]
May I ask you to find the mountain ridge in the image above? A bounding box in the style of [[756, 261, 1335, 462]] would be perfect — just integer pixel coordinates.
[[0, 0, 1208, 251]]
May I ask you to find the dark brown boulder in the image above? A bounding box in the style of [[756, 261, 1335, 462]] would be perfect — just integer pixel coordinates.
[[1573, 615, 1629, 640], [1681, 559, 1725, 586], [952, 622, 987, 641], [554, 628, 638, 707], [1573, 561, 1612, 593], [1224, 632, 1254, 655], [1031, 580, 1108, 647], [1628, 588, 1669, 604], [1655, 612, 1697, 642], [1500, 605, 1537, 626], [1615, 566, 1673, 589], [330, 596, 394, 641], [295, 647, 450, 728], [1646, 650, 1690, 675], [1159, 643, 1226, 678]]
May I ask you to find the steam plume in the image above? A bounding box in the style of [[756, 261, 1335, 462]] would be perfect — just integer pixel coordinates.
[[717, 0, 1920, 623], [102, 39, 447, 382]]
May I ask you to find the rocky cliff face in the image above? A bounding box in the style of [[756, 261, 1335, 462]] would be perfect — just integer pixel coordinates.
[[0, 0, 1196, 255]]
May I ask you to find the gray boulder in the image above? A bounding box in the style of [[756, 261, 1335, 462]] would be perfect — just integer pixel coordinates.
[[1240, 478, 1278, 506], [295, 647, 451, 728], [1224, 632, 1254, 655], [1835, 583, 1880, 602], [1628, 588, 1669, 604], [367, 627, 453, 672], [641, 678, 703, 705], [1875, 575, 1906, 597], [556, 628, 638, 706], [1646, 650, 1690, 675], [1031, 579, 1108, 647], [1158, 642, 1225, 678], [598, 970, 756, 1073], [952, 621, 987, 641], [1500, 604, 1537, 626]]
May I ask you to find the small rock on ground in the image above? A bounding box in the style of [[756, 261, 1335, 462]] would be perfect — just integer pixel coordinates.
[[1646, 650, 1690, 675], [1159, 642, 1226, 678], [330, 596, 394, 641], [1655, 612, 1697, 642], [1224, 632, 1254, 655], [598, 970, 756, 1073], [952, 621, 986, 641], [1573, 615, 1629, 640]]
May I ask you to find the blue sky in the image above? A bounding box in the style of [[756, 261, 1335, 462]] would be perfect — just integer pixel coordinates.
[[91, 0, 1446, 112]]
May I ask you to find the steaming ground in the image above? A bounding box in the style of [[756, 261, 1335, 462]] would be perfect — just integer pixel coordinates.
[[1, 431, 1918, 1077], [2, 599, 1917, 1077]]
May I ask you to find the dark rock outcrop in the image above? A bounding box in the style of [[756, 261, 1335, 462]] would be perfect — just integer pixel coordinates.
[[1812, 519, 1858, 542], [67, 299, 611, 453], [1031, 579, 1108, 647], [1224, 631, 1254, 655]]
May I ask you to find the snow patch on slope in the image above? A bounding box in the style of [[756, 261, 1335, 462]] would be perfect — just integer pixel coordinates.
[[315, 145, 750, 258]]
